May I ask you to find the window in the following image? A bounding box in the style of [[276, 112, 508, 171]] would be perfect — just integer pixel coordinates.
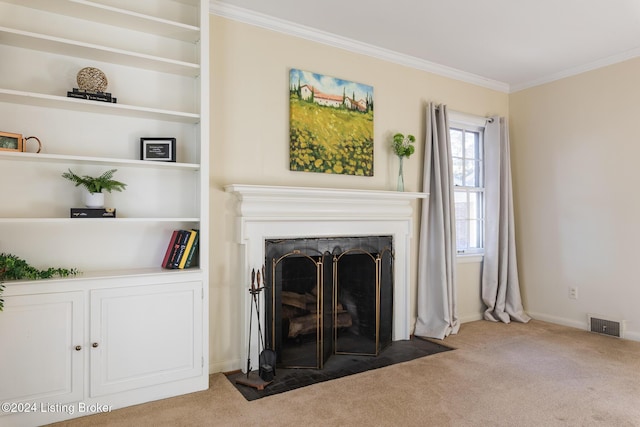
[[450, 124, 484, 254]]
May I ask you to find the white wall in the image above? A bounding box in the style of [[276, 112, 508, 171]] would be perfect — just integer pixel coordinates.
[[457, 258, 485, 323], [208, 15, 508, 372], [510, 58, 640, 340]]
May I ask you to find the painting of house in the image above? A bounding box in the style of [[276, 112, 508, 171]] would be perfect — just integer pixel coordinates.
[[289, 68, 374, 176]]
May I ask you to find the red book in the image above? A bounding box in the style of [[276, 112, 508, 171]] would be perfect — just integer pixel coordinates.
[[167, 230, 188, 269], [161, 230, 179, 268]]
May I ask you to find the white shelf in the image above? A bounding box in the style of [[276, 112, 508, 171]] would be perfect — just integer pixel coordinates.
[[2, 267, 204, 287], [0, 151, 200, 170], [0, 88, 200, 123], [0, 26, 200, 76], [0, 218, 200, 223], [3, 0, 201, 42]]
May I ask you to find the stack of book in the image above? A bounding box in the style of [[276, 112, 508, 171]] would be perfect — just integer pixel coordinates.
[[70, 208, 116, 218], [162, 229, 199, 269], [67, 88, 117, 103]]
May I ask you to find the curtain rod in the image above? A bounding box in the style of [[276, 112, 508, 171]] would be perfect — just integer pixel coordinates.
[[446, 109, 494, 127], [434, 105, 494, 122]]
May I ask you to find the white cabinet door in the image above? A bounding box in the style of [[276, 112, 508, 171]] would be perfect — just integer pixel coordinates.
[[0, 292, 84, 407], [89, 281, 203, 397]]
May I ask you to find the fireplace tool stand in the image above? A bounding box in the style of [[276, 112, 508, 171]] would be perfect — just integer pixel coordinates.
[[236, 267, 275, 390]]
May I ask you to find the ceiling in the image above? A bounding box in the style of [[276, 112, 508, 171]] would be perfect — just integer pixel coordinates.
[[211, 0, 640, 93]]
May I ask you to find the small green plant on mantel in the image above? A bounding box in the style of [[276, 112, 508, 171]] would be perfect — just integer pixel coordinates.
[[392, 133, 416, 191], [61, 168, 127, 194], [392, 133, 416, 158], [0, 253, 78, 311]]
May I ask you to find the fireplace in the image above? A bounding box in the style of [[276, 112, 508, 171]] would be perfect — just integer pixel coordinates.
[[225, 184, 428, 373], [265, 236, 393, 369]]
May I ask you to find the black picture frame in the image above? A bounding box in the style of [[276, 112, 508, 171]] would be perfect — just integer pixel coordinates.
[[140, 137, 176, 162]]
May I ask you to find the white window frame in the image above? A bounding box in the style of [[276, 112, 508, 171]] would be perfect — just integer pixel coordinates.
[[450, 119, 485, 257]]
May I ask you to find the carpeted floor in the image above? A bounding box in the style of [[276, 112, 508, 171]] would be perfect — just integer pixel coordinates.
[[48, 319, 640, 427], [227, 337, 452, 400]]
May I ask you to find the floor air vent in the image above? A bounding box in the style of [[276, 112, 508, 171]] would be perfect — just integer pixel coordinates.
[[588, 314, 623, 338]]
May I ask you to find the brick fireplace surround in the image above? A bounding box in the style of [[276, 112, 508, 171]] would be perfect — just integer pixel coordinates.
[[225, 184, 428, 372]]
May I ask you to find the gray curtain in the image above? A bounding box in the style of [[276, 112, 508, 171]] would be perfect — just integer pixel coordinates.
[[482, 117, 530, 323], [415, 103, 460, 339]]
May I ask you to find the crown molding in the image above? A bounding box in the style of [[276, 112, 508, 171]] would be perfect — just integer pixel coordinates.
[[209, 1, 510, 93], [510, 47, 640, 93], [210, 2, 640, 94]]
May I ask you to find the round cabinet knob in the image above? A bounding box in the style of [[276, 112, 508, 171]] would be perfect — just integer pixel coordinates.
[[75, 345, 82, 351], [92, 342, 99, 348]]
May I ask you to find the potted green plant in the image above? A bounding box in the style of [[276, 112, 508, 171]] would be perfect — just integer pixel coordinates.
[[61, 168, 127, 208], [392, 133, 416, 191], [0, 253, 78, 311]]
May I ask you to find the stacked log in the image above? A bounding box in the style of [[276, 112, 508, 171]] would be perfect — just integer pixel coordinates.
[[281, 291, 352, 338]]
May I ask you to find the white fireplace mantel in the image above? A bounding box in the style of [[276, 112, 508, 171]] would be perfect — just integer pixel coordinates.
[[225, 184, 427, 219], [224, 184, 428, 372]]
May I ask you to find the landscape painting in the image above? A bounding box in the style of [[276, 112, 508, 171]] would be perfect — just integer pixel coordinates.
[[289, 69, 374, 176]]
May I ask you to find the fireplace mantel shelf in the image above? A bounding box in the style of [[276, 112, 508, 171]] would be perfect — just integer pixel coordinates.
[[225, 184, 428, 200], [225, 184, 429, 219]]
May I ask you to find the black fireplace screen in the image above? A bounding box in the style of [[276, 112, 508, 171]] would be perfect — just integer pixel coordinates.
[[265, 236, 393, 369]]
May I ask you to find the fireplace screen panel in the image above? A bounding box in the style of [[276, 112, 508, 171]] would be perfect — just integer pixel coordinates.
[[379, 247, 393, 348], [265, 236, 393, 369], [334, 250, 379, 356], [269, 252, 327, 369]]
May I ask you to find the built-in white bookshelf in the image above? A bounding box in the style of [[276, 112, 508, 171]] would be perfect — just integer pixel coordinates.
[[0, 0, 209, 273], [0, 0, 209, 425]]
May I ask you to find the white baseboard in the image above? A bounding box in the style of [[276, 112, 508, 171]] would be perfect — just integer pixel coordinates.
[[210, 311, 640, 375], [527, 311, 586, 330], [459, 313, 484, 324], [210, 357, 242, 374], [623, 330, 640, 341], [528, 311, 640, 342]]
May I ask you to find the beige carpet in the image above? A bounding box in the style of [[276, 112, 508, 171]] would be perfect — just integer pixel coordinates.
[[49, 320, 640, 426]]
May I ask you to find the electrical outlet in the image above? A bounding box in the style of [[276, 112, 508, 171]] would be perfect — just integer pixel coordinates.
[[568, 287, 578, 300]]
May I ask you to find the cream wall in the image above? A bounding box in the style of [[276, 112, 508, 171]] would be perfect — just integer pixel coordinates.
[[510, 58, 640, 340], [209, 15, 508, 372]]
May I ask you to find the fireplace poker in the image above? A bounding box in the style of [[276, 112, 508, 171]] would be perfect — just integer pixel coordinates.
[[248, 268, 267, 375], [256, 265, 276, 381], [253, 269, 266, 360], [246, 268, 256, 378]]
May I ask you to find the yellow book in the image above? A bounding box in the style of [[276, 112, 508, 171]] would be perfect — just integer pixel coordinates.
[[178, 230, 197, 269]]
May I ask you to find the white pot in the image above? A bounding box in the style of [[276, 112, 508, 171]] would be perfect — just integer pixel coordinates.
[[84, 191, 105, 208]]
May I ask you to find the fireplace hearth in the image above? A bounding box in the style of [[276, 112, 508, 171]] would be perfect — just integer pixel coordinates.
[[265, 236, 393, 369]]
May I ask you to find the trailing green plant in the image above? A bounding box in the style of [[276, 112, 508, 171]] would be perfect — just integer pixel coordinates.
[[392, 133, 416, 158], [0, 253, 78, 311], [61, 168, 127, 193]]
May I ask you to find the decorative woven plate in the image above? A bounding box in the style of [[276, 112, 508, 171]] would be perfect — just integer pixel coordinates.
[[77, 67, 108, 92]]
